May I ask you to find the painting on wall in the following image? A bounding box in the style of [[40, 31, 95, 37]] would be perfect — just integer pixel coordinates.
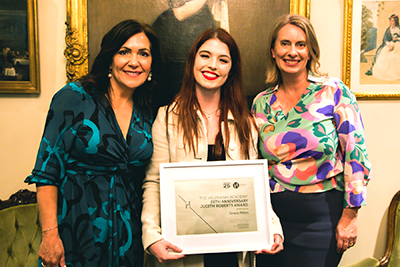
[[0, 0, 39, 93], [344, 0, 400, 99], [65, 0, 310, 103]]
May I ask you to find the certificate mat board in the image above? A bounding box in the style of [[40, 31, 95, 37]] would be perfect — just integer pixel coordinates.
[[160, 160, 273, 255]]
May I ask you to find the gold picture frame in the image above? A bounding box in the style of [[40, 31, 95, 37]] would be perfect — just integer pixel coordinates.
[[0, 0, 40, 94], [343, 0, 400, 100], [64, 0, 310, 83]]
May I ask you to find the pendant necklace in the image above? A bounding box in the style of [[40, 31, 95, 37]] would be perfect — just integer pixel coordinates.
[[203, 108, 220, 119]]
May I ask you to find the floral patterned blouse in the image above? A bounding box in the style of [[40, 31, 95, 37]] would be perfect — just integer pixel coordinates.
[[252, 74, 371, 208]]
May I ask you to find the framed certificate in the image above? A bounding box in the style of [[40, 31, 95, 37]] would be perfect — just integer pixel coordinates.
[[160, 159, 273, 255]]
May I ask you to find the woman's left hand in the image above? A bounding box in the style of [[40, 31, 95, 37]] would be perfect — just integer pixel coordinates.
[[336, 207, 359, 253], [255, 234, 284, 255]]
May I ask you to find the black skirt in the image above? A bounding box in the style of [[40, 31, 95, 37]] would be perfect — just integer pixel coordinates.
[[257, 189, 344, 267]]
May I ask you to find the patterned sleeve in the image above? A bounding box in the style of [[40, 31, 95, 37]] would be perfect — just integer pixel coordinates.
[[331, 78, 372, 208], [25, 83, 84, 186]]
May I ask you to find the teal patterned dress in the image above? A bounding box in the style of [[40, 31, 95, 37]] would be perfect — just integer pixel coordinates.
[[25, 82, 153, 267], [252, 74, 371, 207]]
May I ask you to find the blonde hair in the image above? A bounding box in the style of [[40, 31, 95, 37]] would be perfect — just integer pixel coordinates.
[[265, 14, 322, 85]]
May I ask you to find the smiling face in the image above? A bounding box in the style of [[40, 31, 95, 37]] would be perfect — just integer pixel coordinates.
[[109, 32, 152, 93], [271, 24, 310, 79], [193, 38, 232, 93]]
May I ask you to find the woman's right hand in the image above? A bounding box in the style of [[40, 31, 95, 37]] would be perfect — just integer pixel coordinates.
[[38, 231, 66, 267], [148, 239, 185, 263], [255, 234, 284, 255]]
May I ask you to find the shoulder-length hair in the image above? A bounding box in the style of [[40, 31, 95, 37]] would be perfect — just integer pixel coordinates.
[[80, 19, 163, 117], [265, 14, 322, 86], [167, 28, 255, 159]]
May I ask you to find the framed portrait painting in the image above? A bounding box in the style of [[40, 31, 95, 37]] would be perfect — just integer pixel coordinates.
[[0, 0, 40, 94], [65, 0, 309, 101], [344, 0, 400, 99]]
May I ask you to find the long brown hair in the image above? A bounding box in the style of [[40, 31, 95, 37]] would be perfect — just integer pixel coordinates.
[[167, 28, 255, 159]]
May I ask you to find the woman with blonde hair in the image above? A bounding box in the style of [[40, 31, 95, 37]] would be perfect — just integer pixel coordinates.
[[252, 14, 371, 267]]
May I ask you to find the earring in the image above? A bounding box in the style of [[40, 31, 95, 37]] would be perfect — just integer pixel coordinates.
[[108, 68, 112, 78], [147, 72, 152, 81]]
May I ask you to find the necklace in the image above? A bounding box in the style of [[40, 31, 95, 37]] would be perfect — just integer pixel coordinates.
[[203, 108, 220, 119], [107, 85, 133, 110], [112, 98, 132, 110]]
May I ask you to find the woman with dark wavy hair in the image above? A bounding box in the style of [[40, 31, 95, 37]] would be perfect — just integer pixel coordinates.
[[141, 28, 283, 267], [25, 19, 163, 267]]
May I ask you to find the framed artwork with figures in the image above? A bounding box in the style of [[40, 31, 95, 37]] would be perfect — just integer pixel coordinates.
[[0, 0, 39, 94], [65, 0, 309, 101], [343, 0, 400, 99]]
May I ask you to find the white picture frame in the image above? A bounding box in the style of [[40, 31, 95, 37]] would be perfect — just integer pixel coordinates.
[[160, 159, 273, 255]]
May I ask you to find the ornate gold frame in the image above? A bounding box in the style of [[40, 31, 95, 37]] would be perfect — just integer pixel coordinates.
[[343, 0, 400, 100], [64, 0, 310, 82], [290, 0, 310, 18], [0, 0, 40, 94]]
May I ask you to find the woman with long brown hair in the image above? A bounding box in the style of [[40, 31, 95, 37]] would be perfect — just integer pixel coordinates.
[[141, 28, 283, 267]]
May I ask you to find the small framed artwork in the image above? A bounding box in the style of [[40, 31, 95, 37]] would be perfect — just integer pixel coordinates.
[[343, 0, 400, 99], [0, 0, 40, 94], [160, 159, 273, 254]]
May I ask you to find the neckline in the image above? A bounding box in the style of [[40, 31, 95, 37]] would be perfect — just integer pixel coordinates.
[[273, 83, 310, 115], [203, 108, 220, 119]]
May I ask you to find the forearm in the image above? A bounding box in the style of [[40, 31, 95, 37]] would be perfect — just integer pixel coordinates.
[[341, 206, 359, 221], [36, 185, 66, 266], [335, 206, 359, 253], [37, 185, 59, 231], [269, 205, 284, 241]]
